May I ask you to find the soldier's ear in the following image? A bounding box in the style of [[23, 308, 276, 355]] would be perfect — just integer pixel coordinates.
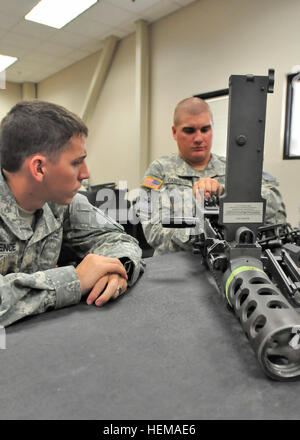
[[172, 125, 177, 140], [29, 155, 46, 182]]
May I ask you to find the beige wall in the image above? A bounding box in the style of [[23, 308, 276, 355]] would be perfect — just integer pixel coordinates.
[[0, 81, 22, 121], [86, 34, 137, 189], [1, 0, 299, 225], [37, 51, 101, 115]]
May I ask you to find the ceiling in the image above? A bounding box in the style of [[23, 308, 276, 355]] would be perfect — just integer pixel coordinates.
[[0, 0, 196, 84]]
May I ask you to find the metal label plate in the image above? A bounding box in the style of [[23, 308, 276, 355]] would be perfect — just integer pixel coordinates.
[[223, 202, 264, 223]]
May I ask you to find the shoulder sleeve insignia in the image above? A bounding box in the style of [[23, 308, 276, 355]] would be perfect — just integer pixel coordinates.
[[142, 176, 163, 190]]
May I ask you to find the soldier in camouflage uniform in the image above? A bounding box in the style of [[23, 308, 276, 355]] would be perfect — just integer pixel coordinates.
[[138, 97, 287, 255], [0, 100, 144, 327]]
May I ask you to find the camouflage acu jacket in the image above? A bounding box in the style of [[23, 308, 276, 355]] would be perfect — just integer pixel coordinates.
[[138, 153, 287, 255], [0, 173, 143, 326]]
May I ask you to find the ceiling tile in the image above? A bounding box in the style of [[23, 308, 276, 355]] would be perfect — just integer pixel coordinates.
[[0, 12, 22, 29], [5, 61, 35, 82], [0, 31, 39, 51], [10, 20, 57, 39], [117, 21, 136, 34], [38, 42, 76, 57], [140, 0, 182, 22], [0, 27, 10, 40], [63, 49, 96, 63], [22, 52, 63, 66], [24, 73, 45, 82], [6, 72, 30, 83], [46, 59, 77, 72], [105, 27, 128, 38], [7, 60, 33, 73], [0, 41, 29, 57], [79, 40, 105, 54], [62, 17, 113, 40], [83, 1, 134, 26], [0, 0, 37, 15], [50, 30, 100, 50], [174, 0, 197, 6], [107, 0, 161, 13]]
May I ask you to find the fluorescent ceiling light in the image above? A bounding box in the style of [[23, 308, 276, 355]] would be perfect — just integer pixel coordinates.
[[0, 54, 18, 72], [25, 0, 98, 29]]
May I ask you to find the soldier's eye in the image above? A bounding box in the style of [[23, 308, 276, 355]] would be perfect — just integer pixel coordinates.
[[72, 158, 85, 166], [182, 127, 196, 134]]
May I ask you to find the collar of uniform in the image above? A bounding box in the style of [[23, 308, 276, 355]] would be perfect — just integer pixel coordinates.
[[175, 153, 218, 177], [0, 171, 34, 240], [0, 171, 61, 241], [28, 203, 62, 246]]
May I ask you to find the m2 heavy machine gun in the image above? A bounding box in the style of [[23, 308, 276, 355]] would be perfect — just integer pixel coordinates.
[[164, 70, 300, 381]]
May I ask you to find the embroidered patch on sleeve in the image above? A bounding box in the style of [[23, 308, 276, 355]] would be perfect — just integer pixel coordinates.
[[142, 176, 163, 190]]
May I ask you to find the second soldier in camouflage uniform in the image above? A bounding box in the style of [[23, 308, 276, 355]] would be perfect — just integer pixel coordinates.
[[0, 100, 144, 327], [138, 97, 287, 255]]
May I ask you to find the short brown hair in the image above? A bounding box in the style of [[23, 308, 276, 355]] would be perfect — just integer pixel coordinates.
[[0, 100, 88, 172], [173, 97, 212, 126]]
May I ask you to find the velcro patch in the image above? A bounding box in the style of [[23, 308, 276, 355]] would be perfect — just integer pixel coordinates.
[[0, 243, 16, 254], [142, 176, 163, 190]]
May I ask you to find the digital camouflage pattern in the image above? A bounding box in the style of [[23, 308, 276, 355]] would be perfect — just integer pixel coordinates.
[[138, 153, 287, 255], [0, 173, 144, 327]]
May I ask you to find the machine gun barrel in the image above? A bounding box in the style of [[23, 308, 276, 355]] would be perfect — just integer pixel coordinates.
[[222, 256, 300, 380]]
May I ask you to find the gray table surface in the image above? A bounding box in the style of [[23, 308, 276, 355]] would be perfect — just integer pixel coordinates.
[[1, 251, 300, 420]]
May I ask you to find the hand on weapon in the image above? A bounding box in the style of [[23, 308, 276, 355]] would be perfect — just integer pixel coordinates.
[[193, 177, 223, 200]]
